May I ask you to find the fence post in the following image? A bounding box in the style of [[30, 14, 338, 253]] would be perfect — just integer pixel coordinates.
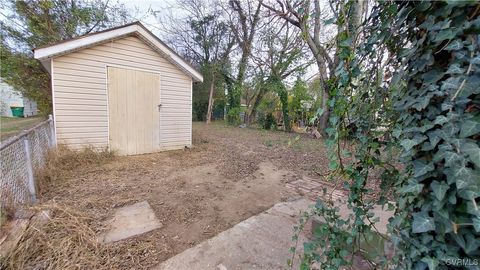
[[24, 139, 37, 203], [48, 114, 56, 147]]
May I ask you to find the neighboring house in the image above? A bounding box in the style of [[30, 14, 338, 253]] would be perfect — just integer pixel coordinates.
[[0, 79, 38, 117], [33, 22, 203, 155]]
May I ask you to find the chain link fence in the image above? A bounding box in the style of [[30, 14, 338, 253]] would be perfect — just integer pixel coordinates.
[[0, 116, 55, 211]]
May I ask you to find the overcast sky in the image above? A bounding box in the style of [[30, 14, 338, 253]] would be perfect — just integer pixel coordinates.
[[120, 0, 319, 81], [0, 0, 319, 81], [121, 0, 177, 38]]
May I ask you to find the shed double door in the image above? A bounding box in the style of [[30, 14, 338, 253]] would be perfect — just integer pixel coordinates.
[[107, 67, 160, 155]]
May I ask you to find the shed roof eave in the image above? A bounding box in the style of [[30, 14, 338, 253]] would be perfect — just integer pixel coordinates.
[[33, 22, 203, 82]]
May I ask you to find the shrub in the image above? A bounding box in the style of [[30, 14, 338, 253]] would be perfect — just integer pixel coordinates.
[[36, 145, 115, 195], [227, 107, 243, 126], [263, 113, 276, 130]]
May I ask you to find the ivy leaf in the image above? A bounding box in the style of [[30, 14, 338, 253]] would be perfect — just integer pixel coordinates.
[[441, 102, 453, 111], [339, 249, 350, 258], [413, 94, 432, 110], [433, 115, 449, 125], [444, 151, 462, 167], [416, 1, 431, 12], [452, 164, 474, 189], [460, 75, 480, 97], [465, 233, 480, 254], [452, 233, 466, 250], [423, 69, 444, 84], [431, 181, 449, 201], [436, 208, 449, 220], [471, 55, 480, 65], [446, 64, 464, 74], [421, 257, 439, 270], [438, 142, 453, 151], [400, 139, 417, 151], [441, 76, 461, 91], [467, 206, 480, 223], [412, 212, 436, 233], [459, 119, 480, 138], [433, 29, 454, 42], [457, 188, 479, 200], [309, 107, 324, 124], [401, 135, 427, 151], [473, 217, 480, 233], [393, 128, 402, 138], [339, 37, 352, 47], [445, 39, 463, 50], [432, 19, 451, 30], [413, 160, 434, 178], [433, 149, 448, 163], [428, 131, 441, 148], [399, 182, 424, 195], [462, 143, 480, 168], [328, 159, 338, 170], [391, 72, 403, 86], [437, 123, 459, 141]]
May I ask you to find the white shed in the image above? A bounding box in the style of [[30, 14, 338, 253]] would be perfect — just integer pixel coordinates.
[[33, 22, 203, 155]]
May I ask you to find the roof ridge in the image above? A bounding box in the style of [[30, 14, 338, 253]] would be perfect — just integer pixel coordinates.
[[33, 22, 203, 82]]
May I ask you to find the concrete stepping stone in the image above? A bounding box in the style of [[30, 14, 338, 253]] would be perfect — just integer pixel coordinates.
[[100, 201, 161, 243]]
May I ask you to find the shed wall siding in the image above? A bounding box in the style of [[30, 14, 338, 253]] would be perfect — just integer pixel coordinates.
[[52, 35, 192, 149]]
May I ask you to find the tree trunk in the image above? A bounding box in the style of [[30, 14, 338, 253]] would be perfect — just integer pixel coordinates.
[[229, 50, 248, 109], [318, 86, 330, 136], [206, 72, 216, 124], [315, 55, 330, 136], [248, 87, 268, 124]]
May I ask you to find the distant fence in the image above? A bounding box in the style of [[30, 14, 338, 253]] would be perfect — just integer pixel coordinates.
[[0, 116, 55, 211]]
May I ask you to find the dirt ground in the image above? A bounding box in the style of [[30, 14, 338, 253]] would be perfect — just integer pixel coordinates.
[[35, 122, 330, 269]]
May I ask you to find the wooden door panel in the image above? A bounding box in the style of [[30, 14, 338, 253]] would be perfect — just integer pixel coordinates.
[[108, 67, 160, 155]]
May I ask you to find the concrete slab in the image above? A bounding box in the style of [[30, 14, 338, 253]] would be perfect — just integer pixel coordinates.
[[100, 201, 161, 243], [153, 198, 314, 270]]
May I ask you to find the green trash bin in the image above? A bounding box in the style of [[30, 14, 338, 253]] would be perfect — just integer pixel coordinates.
[[10, 106, 24, 117]]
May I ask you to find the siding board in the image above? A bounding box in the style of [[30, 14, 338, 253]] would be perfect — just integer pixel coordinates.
[[52, 35, 193, 150]]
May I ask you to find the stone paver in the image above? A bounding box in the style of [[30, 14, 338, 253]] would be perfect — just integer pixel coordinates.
[[286, 176, 345, 202], [100, 201, 162, 243]]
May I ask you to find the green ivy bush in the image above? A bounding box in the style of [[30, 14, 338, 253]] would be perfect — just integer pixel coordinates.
[[392, 2, 480, 268], [299, 1, 480, 269], [227, 107, 244, 126], [263, 113, 276, 130]]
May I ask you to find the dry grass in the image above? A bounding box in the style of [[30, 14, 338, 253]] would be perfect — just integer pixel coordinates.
[[1, 204, 111, 270], [36, 145, 115, 196], [2, 146, 116, 270], [0, 192, 15, 228]]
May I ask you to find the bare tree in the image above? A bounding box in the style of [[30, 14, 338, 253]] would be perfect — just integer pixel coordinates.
[[155, 0, 235, 122], [249, 20, 312, 124], [206, 71, 216, 123], [262, 0, 366, 135], [224, 0, 263, 112], [155, 0, 234, 65]]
